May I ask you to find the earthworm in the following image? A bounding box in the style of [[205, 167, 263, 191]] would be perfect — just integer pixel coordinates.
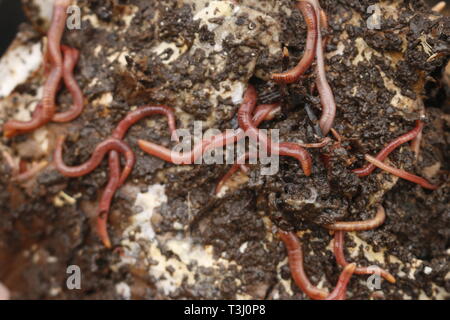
[[216, 137, 331, 194], [52, 45, 84, 123], [276, 142, 312, 176], [319, 8, 329, 47], [237, 85, 271, 148], [54, 136, 135, 185], [138, 138, 212, 165], [207, 103, 281, 152], [108, 105, 178, 188], [278, 231, 356, 300], [278, 231, 329, 300], [238, 85, 312, 175], [28, 46, 84, 123], [139, 101, 281, 165], [410, 121, 424, 159], [214, 104, 283, 194], [324, 204, 386, 231], [298, 137, 332, 148], [216, 106, 328, 194], [324, 263, 356, 300], [41, 0, 71, 121], [96, 152, 120, 248], [95, 105, 179, 248], [302, 0, 336, 135], [110, 104, 178, 183], [3, 0, 72, 137], [38, 0, 68, 123], [111, 105, 178, 140], [3, 103, 48, 138], [364, 155, 439, 190], [271, 1, 318, 83], [333, 230, 396, 284], [330, 128, 342, 143], [353, 121, 424, 177]]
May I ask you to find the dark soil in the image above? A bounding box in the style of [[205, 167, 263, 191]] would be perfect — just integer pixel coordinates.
[[0, 0, 449, 300]]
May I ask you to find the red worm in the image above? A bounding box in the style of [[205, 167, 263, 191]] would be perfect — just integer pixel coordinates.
[[276, 142, 312, 176], [410, 126, 423, 159], [111, 105, 178, 183], [96, 152, 121, 248], [205, 103, 281, 153], [96, 105, 178, 247], [324, 204, 386, 231], [138, 138, 211, 164], [324, 263, 356, 300], [52, 45, 84, 123], [139, 102, 281, 165], [333, 231, 396, 284], [279, 231, 329, 300], [278, 231, 355, 300], [353, 121, 424, 177], [40, 0, 71, 121], [238, 85, 312, 176], [3, 104, 47, 138], [237, 85, 271, 148], [54, 136, 135, 185], [298, 137, 332, 148], [111, 105, 178, 140], [214, 104, 282, 194], [3, 0, 72, 137], [215, 137, 330, 195], [271, 1, 318, 83], [110, 105, 178, 183], [365, 155, 439, 190], [31, 46, 83, 122], [298, 0, 335, 135], [319, 8, 329, 47]]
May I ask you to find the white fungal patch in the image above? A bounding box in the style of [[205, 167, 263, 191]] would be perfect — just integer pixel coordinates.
[[231, 82, 245, 105], [33, 128, 50, 154], [117, 184, 246, 296], [92, 92, 113, 108], [0, 42, 42, 98], [122, 184, 167, 242]]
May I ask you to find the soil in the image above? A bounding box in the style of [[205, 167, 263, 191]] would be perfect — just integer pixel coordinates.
[[0, 0, 449, 300]]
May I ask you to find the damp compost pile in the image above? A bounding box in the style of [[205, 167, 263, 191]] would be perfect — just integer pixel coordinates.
[[0, 0, 449, 300]]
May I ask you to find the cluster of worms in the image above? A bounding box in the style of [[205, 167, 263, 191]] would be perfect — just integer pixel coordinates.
[[1, 0, 442, 299]]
